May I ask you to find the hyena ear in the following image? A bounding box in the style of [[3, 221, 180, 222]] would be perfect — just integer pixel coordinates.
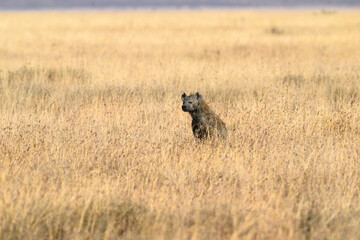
[[195, 92, 202, 102], [181, 93, 186, 101]]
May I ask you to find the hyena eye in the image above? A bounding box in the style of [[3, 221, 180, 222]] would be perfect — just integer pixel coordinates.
[[189, 102, 193, 104]]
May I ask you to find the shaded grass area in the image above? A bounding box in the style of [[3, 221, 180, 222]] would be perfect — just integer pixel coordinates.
[[1, 198, 154, 240]]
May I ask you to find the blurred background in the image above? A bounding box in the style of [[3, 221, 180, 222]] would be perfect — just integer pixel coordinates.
[[1, 0, 359, 10]]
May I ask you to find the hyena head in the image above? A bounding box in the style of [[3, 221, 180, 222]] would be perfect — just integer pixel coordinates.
[[181, 92, 202, 112]]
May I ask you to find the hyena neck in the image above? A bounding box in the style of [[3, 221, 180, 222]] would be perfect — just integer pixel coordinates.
[[189, 103, 207, 121], [189, 109, 205, 120], [199, 101, 212, 113]]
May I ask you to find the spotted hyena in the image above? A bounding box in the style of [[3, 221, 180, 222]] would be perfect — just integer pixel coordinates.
[[181, 92, 227, 140]]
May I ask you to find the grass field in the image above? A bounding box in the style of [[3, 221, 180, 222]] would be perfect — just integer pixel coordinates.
[[1, 10, 360, 239]]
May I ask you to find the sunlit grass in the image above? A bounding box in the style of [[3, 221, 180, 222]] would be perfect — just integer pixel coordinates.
[[0, 10, 360, 239]]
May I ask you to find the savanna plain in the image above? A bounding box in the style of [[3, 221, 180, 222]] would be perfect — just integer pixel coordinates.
[[0, 10, 360, 240]]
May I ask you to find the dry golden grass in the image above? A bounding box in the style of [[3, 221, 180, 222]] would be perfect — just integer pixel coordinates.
[[1, 10, 360, 239]]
